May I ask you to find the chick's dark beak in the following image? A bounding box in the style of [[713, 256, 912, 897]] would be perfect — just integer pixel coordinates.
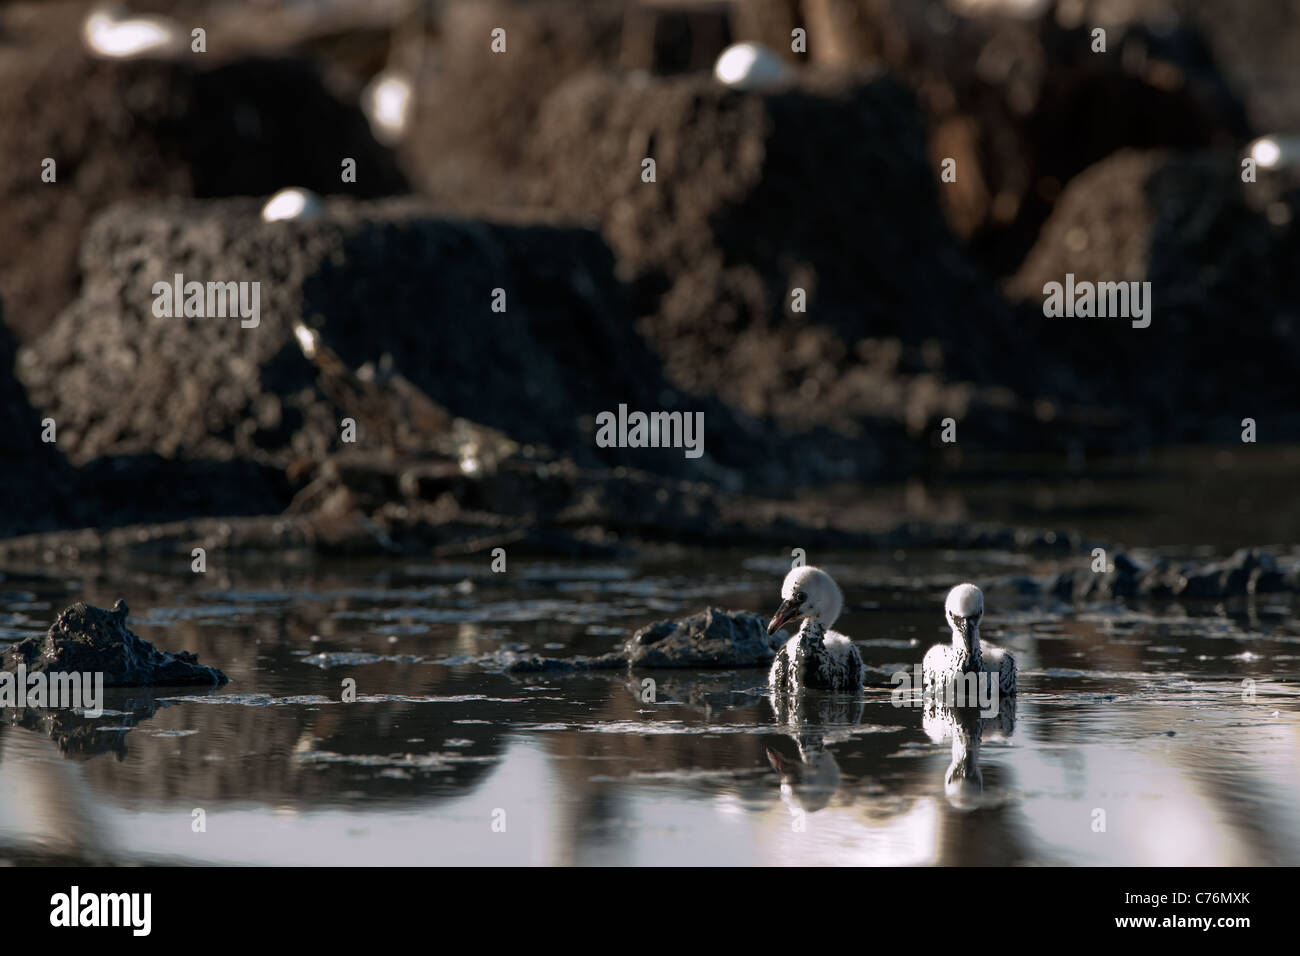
[[960, 617, 975, 647], [767, 597, 801, 635]]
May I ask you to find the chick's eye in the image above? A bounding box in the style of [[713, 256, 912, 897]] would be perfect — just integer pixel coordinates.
[[795, 591, 806, 602]]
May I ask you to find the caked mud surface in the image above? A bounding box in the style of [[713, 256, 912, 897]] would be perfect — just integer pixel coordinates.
[[1, 544, 1297, 866]]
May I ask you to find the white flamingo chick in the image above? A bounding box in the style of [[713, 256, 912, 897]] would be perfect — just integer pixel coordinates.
[[922, 583, 1016, 702], [767, 566, 863, 693]]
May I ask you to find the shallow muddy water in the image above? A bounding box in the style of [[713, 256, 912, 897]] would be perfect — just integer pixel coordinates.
[[2, 542, 1298, 866]]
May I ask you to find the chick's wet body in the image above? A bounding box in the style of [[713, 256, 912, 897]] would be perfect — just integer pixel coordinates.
[[770, 620, 863, 693]]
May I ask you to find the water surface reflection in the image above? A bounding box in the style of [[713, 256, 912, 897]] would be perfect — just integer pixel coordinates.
[[0, 552, 1297, 865]]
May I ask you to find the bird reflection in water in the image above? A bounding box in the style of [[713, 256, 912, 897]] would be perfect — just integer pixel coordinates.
[[765, 690, 863, 818], [923, 695, 1016, 810]]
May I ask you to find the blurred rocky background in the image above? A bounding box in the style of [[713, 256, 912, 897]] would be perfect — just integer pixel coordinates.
[[1, 0, 1297, 554]]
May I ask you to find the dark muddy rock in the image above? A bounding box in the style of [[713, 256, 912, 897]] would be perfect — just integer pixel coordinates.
[[1058, 551, 1148, 600], [504, 606, 795, 671], [2, 600, 228, 686], [1005, 548, 1300, 601], [626, 607, 786, 668], [505, 607, 792, 675], [1160, 548, 1291, 598]]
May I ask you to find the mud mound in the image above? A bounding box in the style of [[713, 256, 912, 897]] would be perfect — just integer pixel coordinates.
[[733, 1, 1250, 272], [626, 607, 783, 668], [1007, 149, 1300, 441], [17, 197, 789, 500], [0, 33, 406, 342], [525, 71, 1079, 448], [2, 599, 227, 687]]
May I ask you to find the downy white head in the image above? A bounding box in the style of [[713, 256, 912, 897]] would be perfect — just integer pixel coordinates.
[[767, 566, 844, 635], [944, 583, 984, 653]]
